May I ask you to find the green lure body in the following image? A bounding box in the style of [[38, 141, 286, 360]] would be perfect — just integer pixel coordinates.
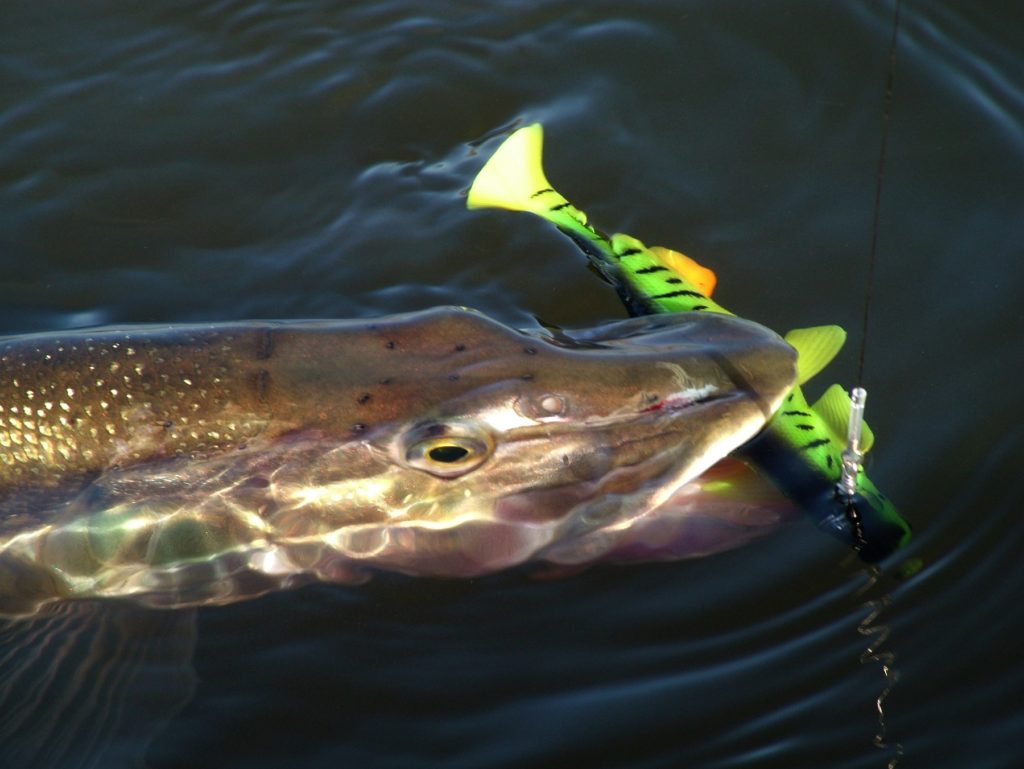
[[467, 124, 910, 559]]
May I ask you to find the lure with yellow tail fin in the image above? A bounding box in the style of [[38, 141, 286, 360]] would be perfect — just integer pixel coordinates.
[[467, 123, 910, 560]]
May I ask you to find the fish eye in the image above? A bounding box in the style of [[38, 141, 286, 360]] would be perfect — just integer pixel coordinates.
[[428, 444, 469, 463], [401, 422, 493, 478]]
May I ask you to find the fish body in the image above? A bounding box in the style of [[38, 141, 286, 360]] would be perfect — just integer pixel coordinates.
[[467, 124, 910, 559], [0, 306, 796, 617]]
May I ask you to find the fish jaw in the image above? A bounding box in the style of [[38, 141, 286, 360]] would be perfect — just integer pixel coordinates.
[[478, 383, 785, 558], [539, 456, 802, 566]]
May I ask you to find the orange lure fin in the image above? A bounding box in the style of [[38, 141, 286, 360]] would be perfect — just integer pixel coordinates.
[[649, 246, 718, 297]]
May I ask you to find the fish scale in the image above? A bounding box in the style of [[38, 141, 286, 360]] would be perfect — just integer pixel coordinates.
[[0, 328, 269, 491]]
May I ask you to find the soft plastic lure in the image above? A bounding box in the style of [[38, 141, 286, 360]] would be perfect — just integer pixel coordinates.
[[467, 124, 910, 560]]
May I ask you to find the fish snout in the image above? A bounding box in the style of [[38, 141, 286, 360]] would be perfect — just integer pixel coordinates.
[[572, 312, 798, 424], [699, 316, 799, 422]]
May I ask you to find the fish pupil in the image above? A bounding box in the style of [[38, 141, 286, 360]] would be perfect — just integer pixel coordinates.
[[429, 445, 470, 463]]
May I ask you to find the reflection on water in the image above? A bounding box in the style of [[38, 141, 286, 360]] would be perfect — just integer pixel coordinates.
[[3, 0, 1024, 767], [0, 603, 197, 769]]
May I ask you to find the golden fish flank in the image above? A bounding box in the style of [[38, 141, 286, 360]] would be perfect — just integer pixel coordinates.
[[0, 331, 269, 485]]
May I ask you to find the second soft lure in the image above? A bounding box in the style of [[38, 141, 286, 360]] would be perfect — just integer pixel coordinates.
[[467, 124, 910, 560]]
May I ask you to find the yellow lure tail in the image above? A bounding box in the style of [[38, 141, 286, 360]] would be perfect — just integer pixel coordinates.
[[468, 124, 570, 217]]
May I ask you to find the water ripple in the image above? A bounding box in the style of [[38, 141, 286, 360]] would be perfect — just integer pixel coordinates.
[[2, 1, 1023, 767]]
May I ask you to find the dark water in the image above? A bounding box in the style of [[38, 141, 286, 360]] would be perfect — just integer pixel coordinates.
[[2, 1, 1023, 767]]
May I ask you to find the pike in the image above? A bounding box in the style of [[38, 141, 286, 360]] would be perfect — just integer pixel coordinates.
[[467, 124, 911, 560], [0, 307, 796, 619]]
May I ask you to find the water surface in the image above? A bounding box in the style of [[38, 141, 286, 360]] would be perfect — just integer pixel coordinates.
[[2, 1, 1023, 767]]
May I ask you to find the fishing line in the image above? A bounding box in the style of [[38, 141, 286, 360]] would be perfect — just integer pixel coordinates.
[[857, 0, 902, 386], [856, 577, 904, 768], [850, 11, 907, 766], [839, 0, 902, 499]]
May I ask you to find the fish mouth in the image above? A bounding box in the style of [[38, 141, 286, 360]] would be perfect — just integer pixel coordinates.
[[639, 387, 723, 413], [479, 314, 798, 543], [540, 456, 802, 566], [553, 312, 797, 427], [489, 389, 778, 529]]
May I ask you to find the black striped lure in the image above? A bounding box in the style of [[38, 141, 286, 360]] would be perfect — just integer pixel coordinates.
[[467, 123, 910, 561]]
